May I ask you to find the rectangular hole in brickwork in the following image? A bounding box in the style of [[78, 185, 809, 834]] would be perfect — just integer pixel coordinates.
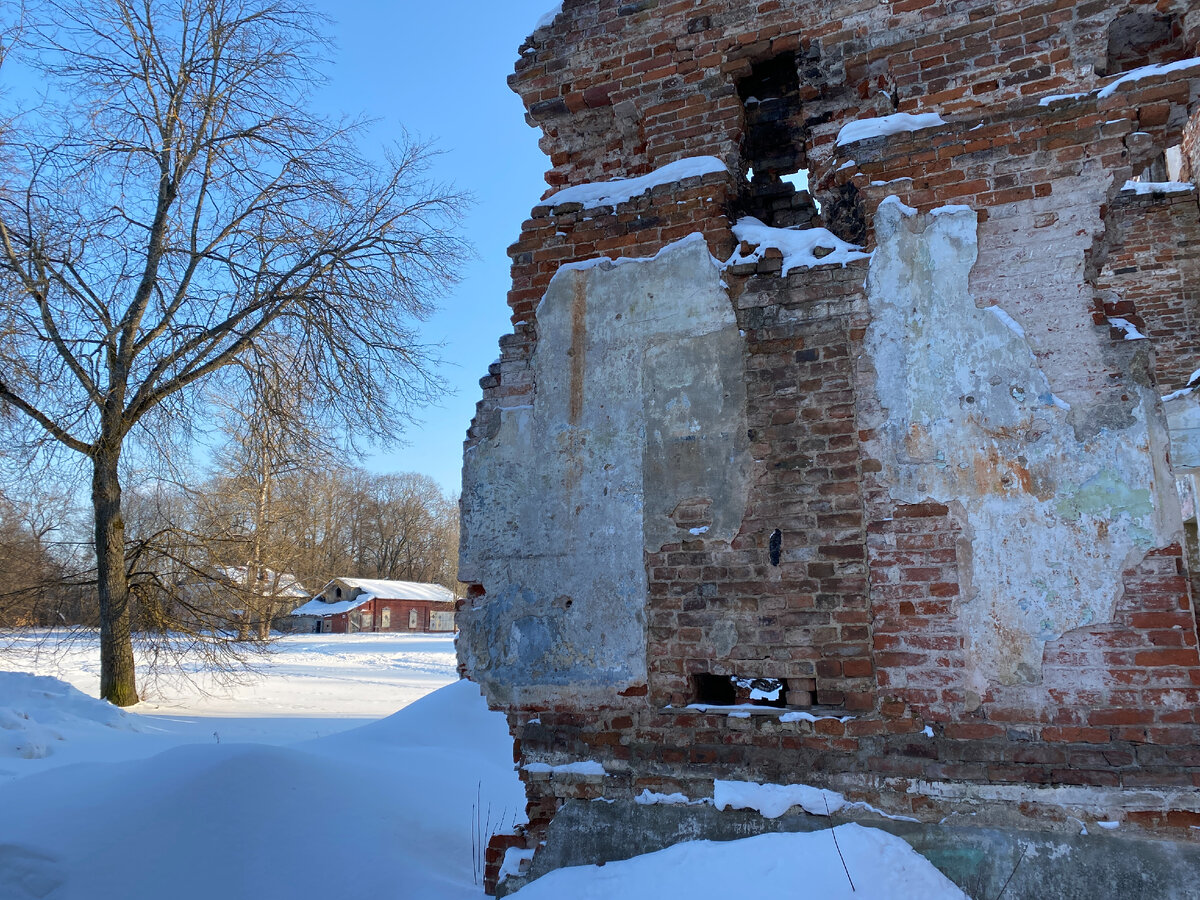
[[1101, 11, 1187, 77], [736, 53, 822, 230], [693, 674, 790, 708]]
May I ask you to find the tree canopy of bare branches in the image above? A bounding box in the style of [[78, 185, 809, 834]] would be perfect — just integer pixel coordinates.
[[0, 0, 468, 704]]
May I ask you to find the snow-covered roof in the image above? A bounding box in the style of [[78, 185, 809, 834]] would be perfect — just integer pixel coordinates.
[[289, 578, 455, 617], [289, 595, 373, 618], [334, 579, 455, 603]]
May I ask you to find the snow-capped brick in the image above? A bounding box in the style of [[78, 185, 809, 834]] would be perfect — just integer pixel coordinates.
[[835, 112, 947, 147], [1097, 57, 1200, 99], [522, 760, 607, 777], [725, 218, 870, 274], [1120, 180, 1195, 196], [1107, 317, 1148, 340], [533, 2, 561, 32], [712, 780, 846, 818], [542, 157, 727, 211]]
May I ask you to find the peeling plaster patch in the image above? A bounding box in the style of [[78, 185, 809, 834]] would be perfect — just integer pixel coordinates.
[[1164, 392, 1200, 472], [709, 619, 739, 657], [458, 236, 750, 705], [865, 202, 1176, 689]]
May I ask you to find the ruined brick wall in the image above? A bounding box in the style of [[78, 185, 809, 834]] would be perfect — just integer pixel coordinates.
[[1095, 187, 1200, 394], [460, 2, 1200, 889], [646, 263, 874, 714], [515, 0, 1198, 191]]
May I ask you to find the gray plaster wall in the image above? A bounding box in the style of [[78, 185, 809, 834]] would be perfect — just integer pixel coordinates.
[[499, 799, 1200, 900], [458, 235, 751, 706], [864, 200, 1182, 691]]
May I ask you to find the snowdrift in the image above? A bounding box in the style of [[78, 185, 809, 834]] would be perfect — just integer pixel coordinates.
[[0, 679, 524, 900], [0, 673, 974, 900], [0, 672, 139, 761], [507, 824, 970, 900]]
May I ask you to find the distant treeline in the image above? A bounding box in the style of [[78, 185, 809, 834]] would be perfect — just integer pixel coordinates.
[[0, 467, 458, 634]]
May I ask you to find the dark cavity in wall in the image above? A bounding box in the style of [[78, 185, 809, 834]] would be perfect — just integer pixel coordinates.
[[736, 54, 819, 229], [694, 673, 788, 707], [823, 181, 867, 246], [1101, 11, 1187, 76]]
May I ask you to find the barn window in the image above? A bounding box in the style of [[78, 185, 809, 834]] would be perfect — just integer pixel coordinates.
[[381, 607, 391, 629], [361, 610, 372, 630], [409, 608, 419, 630]]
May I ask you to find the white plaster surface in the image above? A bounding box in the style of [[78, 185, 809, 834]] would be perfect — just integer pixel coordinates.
[[458, 237, 749, 704], [865, 201, 1180, 689]]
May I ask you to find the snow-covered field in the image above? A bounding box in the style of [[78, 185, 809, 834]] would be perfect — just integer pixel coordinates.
[[1, 631, 458, 752], [0, 631, 970, 900]]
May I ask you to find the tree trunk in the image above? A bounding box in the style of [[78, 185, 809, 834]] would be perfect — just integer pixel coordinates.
[[92, 449, 138, 707]]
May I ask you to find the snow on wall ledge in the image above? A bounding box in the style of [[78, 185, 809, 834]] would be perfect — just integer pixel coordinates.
[[726, 217, 871, 273], [836, 112, 947, 148], [541, 157, 727, 211], [458, 235, 751, 706], [864, 200, 1180, 690]]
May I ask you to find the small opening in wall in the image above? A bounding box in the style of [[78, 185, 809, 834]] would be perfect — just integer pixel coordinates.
[[1100, 11, 1187, 77], [694, 674, 789, 708], [769, 529, 782, 566], [694, 673, 736, 705], [1128, 143, 1185, 186], [736, 54, 820, 229]]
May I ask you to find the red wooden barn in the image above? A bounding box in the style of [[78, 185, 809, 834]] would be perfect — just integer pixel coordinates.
[[288, 578, 456, 634]]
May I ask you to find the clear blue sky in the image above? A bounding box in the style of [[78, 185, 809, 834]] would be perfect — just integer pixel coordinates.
[[311, 1, 558, 495]]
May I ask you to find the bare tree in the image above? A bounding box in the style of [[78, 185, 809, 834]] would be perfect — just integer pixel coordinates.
[[0, 0, 466, 704], [202, 344, 335, 639], [0, 490, 75, 626], [359, 472, 459, 588]]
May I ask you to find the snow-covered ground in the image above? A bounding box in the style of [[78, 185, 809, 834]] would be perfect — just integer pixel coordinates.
[[0, 631, 971, 899], [511, 826, 968, 899], [1, 631, 458, 752]]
